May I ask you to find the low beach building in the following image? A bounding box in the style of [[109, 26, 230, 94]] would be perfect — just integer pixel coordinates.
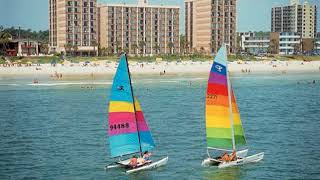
[[239, 32, 270, 55], [97, 0, 180, 55], [270, 32, 301, 55]]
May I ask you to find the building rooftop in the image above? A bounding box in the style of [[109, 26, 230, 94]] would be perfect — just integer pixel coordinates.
[[97, 3, 180, 9]]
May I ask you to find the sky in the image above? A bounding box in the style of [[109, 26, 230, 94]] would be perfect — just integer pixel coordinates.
[[0, 0, 319, 33]]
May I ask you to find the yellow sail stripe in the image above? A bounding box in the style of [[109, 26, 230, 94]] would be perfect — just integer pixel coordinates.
[[206, 114, 241, 127], [133, 98, 142, 111], [109, 101, 134, 112]]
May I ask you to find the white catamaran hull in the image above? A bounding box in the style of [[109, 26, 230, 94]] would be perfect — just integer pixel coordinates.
[[106, 157, 168, 173], [202, 150, 264, 168], [106, 159, 131, 169], [126, 157, 169, 174]]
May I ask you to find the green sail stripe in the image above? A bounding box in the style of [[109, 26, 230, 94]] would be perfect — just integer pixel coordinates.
[[207, 137, 233, 149], [206, 127, 232, 139], [235, 135, 246, 146], [234, 125, 245, 136]]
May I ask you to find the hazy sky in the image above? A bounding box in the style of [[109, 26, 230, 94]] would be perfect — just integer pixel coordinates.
[[0, 0, 319, 33]]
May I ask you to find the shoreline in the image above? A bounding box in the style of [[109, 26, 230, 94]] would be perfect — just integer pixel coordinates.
[[0, 60, 319, 78]]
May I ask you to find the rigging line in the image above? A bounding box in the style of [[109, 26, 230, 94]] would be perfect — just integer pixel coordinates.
[[125, 54, 143, 158]]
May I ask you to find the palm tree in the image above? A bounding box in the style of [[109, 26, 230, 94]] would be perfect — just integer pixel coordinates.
[[40, 43, 49, 55], [0, 32, 12, 55], [115, 41, 120, 53], [73, 44, 78, 56], [168, 42, 174, 54], [269, 39, 278, 54], [64, 43, 73, 56], [180, 34, 185, 55], [185, 41, 190, 54], [123, 47, 129, 54], [139, 41, 146, 56], [92, 40, 98, 56], [132, 44, 138, 55], [200, 46, 205, 55], [153, 44, 160, 55], [293, 43, 300, 54], [106, 46, 113, 55]]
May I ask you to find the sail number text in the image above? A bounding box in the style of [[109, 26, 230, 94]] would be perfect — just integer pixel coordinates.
[[110, 123, 130, 131]]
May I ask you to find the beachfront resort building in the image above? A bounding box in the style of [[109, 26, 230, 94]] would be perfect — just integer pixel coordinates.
[[316, 33, 320, 50], [49, 0, 98, 56], [270, 32, 301, 55], [97, 0, 180, 55], [271, 0, 317, 38], [238, 32, 270, 55], [185, 0, 237, 54]]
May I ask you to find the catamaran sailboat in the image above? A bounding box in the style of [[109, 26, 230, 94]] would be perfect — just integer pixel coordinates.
[[201, 44, 264, 168], [105, 54, 168, 174]]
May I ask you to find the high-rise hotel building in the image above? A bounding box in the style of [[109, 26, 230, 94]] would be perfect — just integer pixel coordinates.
[[49, 0, 98, 55], [97, 0, 180, 55], [185, 0, 237, 54], [271, 0, 317, 38]]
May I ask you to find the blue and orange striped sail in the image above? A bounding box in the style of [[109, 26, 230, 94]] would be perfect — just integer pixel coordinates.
[[205, 45, 246, 150], [108, 54, 154, 158]]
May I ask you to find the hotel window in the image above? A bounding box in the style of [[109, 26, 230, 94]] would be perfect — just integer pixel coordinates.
[[68, 8, 72, 12], [67, 1, 72, 6], [84, 8, 87, 13], [90, 8, 93, 13], [84, 2, 88, 6], [90, 2, 93, 7], [75, 8, 78, 13], [74, 1, 78, 6]]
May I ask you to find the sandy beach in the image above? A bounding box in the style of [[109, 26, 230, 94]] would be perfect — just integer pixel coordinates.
[[0, 60, 320, 77]]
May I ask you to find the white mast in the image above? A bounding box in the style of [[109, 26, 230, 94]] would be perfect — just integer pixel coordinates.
[[225, 46, 236, 151]]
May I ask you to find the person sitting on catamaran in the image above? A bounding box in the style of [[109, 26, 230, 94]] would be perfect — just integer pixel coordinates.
[[143, 151, 152, 161], [130, 155, 138, 168], [229, 150, 237, 161], [219, 152, 230, 162]]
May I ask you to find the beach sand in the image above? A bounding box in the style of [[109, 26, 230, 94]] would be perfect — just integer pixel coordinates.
[[0, 60, 320, 77]]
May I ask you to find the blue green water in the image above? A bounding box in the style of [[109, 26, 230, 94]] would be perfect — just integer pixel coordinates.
[[0, 73, 320, 179]]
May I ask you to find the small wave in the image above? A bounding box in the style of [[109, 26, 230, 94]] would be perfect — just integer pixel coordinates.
[[0, 84, 21, 86], [27, 82, 112, 86], [159, 80, 179, 83]]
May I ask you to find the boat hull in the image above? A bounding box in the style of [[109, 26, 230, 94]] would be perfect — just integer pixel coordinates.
[[202, 151, 264, 168], [126, 157, 168, 174]]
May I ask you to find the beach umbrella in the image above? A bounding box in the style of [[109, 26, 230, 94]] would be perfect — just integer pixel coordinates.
[[17, 60, 22, 63], [27, 61, 32, 64], [85, 61, 90, 64]]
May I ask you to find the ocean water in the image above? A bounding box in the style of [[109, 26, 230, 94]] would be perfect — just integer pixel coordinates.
[[0, 73, 320, 179]]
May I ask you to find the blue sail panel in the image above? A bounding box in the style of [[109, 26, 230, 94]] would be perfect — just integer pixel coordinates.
[[108, 54, 141, 157], [109, 133, 140, 158]]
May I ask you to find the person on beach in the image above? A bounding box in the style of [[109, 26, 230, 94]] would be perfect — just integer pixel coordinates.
[[130, 155, 138, 168]]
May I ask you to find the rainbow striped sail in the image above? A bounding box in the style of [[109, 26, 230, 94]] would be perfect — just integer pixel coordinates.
[[108, 54, 155, 158], [205, 45, 246, 150]]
